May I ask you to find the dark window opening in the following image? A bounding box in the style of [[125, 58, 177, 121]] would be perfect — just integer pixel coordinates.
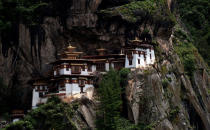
[[82, 66, 85, 71], [129, 59, 132, 65], [96, 63, 105, 71], [71, 66, 81, 74], [79, 80, 85, 87], [39, 92, 43, 97], [88, 65, 92, 72], [138, 59, 140, 64]]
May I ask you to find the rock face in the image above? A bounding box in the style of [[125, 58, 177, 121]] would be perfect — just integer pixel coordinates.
[[126, 67, 210, 130], [71, 97, 97, 130], [0, 0, 209, 129]]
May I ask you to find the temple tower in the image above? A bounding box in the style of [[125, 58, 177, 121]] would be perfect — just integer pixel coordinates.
[[124, 37, 155, 68]]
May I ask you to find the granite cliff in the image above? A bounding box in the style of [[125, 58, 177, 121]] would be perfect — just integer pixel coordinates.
[[0, 0, 209, 129]]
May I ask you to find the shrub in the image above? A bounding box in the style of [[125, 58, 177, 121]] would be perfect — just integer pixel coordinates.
[[174, 29, 197, 77], [169, 106, 180, 122], [4, 120, 34, 130], [162, 79, 169, 88], [177, 0, 210, 66], [5, 96, 77, 130]]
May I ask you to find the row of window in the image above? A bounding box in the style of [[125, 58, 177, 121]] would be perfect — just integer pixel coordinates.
[[39, 92, 47, 97], [128, 56, 153, 66], [35, 86, 48, 91]]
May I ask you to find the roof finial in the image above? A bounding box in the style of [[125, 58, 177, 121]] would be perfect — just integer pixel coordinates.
[[68, 40, 72, 47], [135, 37, 139, 40]]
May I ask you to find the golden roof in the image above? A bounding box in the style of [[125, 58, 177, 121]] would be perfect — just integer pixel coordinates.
[[130, 37, 142, 43], [67, 45, 76, 49]]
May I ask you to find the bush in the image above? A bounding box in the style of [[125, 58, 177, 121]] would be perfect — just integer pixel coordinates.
[[162, 79, 169, 88], [174, 29, 197, 77], [119, 68, 130, 87], [5, 96, 77, 130], [4, 120, 34, 130], [169, 106, 180, 122]]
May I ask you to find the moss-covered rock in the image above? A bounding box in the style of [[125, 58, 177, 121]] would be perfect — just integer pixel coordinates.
[[99, 0, 176, 25]]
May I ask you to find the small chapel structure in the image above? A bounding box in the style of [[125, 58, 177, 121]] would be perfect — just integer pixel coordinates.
[[31, 37, 156, 108], [124, 37, 155, 68]]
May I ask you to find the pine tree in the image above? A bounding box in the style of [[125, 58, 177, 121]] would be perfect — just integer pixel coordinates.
[[96, 70, 122, 130]]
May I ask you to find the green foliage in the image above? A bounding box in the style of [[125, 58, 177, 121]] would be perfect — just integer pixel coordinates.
[[96, 70, 122, 129], [5, 96, 77, 130], [96, 69, 134, 130], [208, 89, 210, 95], [0, 0, 48, 32], [119, 68, 130, 87], [137, 122, 156, 130], [169, 106, 180, 122], [173, 28, 197, 77], [114, 118, 138, 130], [4, 120, 34, 130], [161, 65, 168, 76], [177, 0, 210, 66], [100, 0, 176, 24], [162, 79, 169, 88]]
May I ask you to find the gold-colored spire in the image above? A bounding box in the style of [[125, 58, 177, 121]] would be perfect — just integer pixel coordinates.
[[67, 40, 76, 49]]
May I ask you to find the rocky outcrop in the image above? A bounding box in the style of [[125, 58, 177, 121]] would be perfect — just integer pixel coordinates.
[[125, 31, 210, 129], [0, 0, 209, 129], [71, 97, 96, 130]]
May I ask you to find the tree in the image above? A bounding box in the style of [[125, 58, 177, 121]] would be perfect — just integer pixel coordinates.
[[5, 96, 77, 130], [96, 69, 122, 130]]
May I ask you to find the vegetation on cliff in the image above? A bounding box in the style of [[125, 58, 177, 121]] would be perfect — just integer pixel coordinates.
[[177, 0, 210, 66], [99, 0, 176, 26], [96, 69, 127, 129], [4, 96, 77, 130], [96, 69, 156, 130], [0, 0, 47, 30], [173, 27, 197, 77]]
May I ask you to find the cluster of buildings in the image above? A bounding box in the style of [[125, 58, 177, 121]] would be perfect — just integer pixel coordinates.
[[31, 38, 156, 108]]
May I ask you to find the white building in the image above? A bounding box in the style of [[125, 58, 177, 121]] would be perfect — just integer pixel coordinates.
[[31, 39, 155, 108], [124, 38, 155, 68]]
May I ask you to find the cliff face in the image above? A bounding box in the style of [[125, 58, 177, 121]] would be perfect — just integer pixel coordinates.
[[125, 42, 210, 129], [0, 0, 209, 129]]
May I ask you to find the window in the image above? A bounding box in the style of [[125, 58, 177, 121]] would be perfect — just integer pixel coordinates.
[[71, 66, 81, 74], [66, 67, 69, 71], [39, 92, 43, 97], [79, 80, 85, 87], [138, 59, 140, 64], [88, 65, 92, 72], [129, 59, 132, 65], [150, 54, 152, 59], [114, 62, 124, 70], [96, 63, 105, 71], [82, 65, 85, 71]]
